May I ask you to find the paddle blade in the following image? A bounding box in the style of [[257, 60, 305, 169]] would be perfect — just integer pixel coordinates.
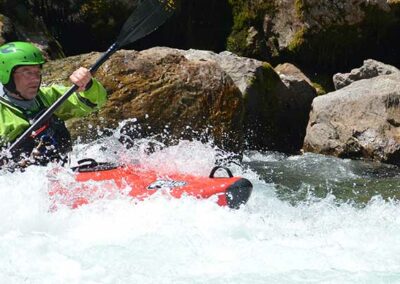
[[116, 0, 176, 48]]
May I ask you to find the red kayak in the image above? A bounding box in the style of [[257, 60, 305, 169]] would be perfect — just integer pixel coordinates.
[[49, 159, 253, 209]]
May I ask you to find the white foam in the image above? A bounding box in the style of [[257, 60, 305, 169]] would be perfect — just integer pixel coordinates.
[[0, 140, 399, 283]]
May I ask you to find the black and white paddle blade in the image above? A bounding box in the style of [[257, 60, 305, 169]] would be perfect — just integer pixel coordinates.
[[116, 0, 176, 48]]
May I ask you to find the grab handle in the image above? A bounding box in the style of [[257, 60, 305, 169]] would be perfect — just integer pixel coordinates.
[[209, 166, 233, 178]]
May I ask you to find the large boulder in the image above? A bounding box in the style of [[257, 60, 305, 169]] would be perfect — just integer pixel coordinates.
[[303, 72, 400, 165], [42, 47, 245, 153]]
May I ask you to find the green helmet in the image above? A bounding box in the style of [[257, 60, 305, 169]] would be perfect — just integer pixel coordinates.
[[0, 42, 45, 84]]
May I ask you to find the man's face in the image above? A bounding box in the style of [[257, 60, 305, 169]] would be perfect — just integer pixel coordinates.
[[13, 65, 41, 100]]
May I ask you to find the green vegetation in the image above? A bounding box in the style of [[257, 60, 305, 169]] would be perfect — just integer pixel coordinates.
[[227, 0, 276, 58], [307, 73, 331, 96], [259, 62, 280, 92], [294, 0, 305, 20], [287, 27, 306, 53]]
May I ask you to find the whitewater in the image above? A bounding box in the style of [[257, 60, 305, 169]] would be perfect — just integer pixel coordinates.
[[1, 134, 400, 283]]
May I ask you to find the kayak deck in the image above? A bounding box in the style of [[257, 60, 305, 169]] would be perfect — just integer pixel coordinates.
[[49, 159, 253, 209]]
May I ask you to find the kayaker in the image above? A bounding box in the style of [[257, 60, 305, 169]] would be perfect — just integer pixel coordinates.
[[0, 41, 107, 167]]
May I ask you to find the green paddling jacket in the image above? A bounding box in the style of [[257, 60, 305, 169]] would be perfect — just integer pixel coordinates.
[[0, 79, 107, 162]]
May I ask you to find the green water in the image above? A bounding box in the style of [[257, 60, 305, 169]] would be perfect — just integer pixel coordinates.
[[245, 151, 400, 207]]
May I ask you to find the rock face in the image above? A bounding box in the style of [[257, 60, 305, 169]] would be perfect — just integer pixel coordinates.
[[0, 0, 233, 56], [228, 0, 400, 72], [0, 1, 64, 59], [303, 72, 400, 165], [2, 0, 400, 83], [264, 0, 305, 52], [0, 14, 15, 45]]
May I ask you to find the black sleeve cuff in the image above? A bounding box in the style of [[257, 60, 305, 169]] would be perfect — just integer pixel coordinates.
[[84, 79, 93, 91]]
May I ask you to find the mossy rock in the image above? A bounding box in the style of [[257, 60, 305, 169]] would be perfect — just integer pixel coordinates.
[[227, 0, 400, 88], [283, 3, 400, 73], [227, 0, 276, 59]]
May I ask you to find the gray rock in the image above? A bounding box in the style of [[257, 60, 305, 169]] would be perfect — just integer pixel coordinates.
[[304, 73, 400, 165], [183, 49, 264, 94], [333, 59, 400, 90]]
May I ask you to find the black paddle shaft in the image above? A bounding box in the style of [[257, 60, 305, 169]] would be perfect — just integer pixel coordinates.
[[6, 0, 176, 155]]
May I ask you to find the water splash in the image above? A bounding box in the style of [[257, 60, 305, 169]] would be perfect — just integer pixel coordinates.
[[1, 136, 400, 282]]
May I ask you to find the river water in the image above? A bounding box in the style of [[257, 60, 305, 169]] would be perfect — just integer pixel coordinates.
[[1, 136, 400, 283]]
